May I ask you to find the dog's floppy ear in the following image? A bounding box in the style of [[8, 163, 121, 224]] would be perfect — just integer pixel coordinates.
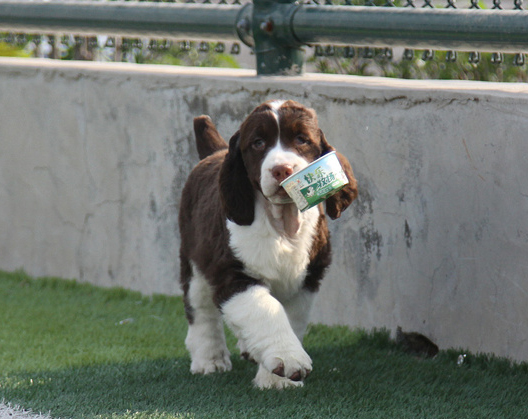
[[319, 129, 358, 220], [219, 131, 255, 226]]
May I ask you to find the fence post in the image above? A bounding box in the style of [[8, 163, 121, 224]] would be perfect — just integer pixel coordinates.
[[251, 0, 304, 76]]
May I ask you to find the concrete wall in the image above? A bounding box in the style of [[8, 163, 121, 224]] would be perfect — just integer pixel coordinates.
[[1, 57, 528, 362]]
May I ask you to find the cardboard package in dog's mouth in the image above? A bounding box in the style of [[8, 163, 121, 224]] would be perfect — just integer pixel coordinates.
[[280, 151, 349, 212]]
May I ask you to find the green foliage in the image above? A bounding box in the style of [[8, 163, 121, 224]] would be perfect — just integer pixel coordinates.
[[310, 48, 528, 82], [0, 42, 29, 58], [136, 43, 241, 69], [56, 39, 242, 68]]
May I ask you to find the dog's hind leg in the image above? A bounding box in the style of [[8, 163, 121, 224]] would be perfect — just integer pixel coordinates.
[[184, 263, 232, 374]]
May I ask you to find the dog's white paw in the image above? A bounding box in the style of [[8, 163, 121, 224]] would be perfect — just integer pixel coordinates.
[[253, 365, 305, 390], [190, 349, 232, 375], [261, 345, 312, 383], [185, 317, 232, 375]]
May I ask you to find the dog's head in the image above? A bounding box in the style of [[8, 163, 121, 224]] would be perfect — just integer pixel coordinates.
[[219, 100, 358, 225]]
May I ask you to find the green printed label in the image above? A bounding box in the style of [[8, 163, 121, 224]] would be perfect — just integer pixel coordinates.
[[281, 152, 349, 212]]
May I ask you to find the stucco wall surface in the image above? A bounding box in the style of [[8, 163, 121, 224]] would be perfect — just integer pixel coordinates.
[[1, 57, 528, 361]]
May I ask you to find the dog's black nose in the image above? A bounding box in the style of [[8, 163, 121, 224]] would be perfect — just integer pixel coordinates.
[[271, 165, 294, 183]]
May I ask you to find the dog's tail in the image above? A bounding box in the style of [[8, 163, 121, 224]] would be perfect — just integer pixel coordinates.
[[193, 115, 228, 160]]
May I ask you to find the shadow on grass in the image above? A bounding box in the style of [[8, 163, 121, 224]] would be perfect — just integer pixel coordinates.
[[3, 330, 528, 419]]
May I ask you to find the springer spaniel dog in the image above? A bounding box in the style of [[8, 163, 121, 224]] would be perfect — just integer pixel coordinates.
[[178, 100, 357, 389]]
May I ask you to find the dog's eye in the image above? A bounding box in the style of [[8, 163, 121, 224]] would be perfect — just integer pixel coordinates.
[[252, 138, 266, 151], [295, 135, 309, 146]]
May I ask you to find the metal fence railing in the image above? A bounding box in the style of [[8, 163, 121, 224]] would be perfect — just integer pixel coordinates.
[[0, 0, 527, 76]]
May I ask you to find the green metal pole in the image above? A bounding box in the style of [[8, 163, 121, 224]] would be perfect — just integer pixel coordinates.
[[0, 1, 241, 41], [251, 0, 304, 76], [292, 6, 528, 54]]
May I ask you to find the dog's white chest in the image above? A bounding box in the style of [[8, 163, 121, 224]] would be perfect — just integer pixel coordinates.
[[227, 203, 319, 301]]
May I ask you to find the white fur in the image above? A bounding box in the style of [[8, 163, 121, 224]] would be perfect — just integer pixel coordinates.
[[260, 100, 308, 204], [260, 141, 310, 203], [268, 99, 286, 120], [222, 285, 312, 389], [185, 264, 232, 374], [227, 194, 319, 301], [254, 364, 304, 389], [233, 266, 316, 363]]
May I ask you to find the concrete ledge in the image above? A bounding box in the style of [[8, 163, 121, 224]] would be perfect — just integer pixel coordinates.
[[1, 57, 528, 361]]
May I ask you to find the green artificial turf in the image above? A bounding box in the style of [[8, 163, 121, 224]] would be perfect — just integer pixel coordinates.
[[1, 270, 527, 419]]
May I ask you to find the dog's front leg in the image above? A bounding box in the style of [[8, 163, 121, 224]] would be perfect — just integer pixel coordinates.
[[222, 285, 312, 389]]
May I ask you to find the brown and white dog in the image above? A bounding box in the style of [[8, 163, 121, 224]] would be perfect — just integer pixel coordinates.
[[178, 100, 357, 389]]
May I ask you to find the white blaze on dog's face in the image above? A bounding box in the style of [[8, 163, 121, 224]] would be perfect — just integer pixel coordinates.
[[238, 100, 327, 205]]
